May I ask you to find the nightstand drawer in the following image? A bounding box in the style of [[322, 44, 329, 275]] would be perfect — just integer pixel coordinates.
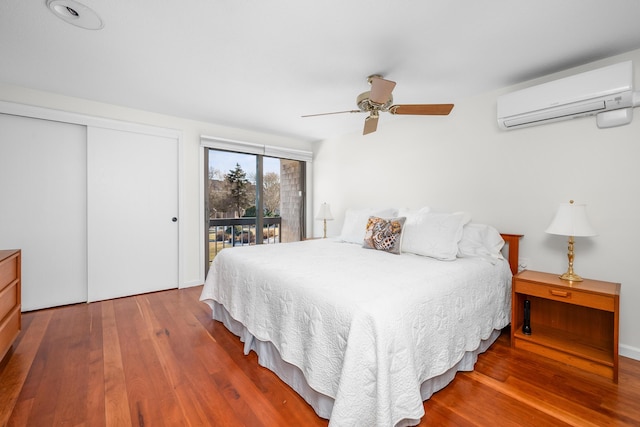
[[514, 280, 615, 312]]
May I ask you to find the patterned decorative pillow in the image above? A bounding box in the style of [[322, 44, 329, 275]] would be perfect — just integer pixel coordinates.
[[339, 208, 398, 243], [363, 216, 406, 254]]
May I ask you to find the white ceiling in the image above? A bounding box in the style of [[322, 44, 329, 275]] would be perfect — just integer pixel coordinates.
[[2, 0, 640, 143]]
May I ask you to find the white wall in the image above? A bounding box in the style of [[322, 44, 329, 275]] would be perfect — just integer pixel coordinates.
[[313, 48, 640, 360], [0, 83, 313, 289], [3, 48, 637, 360]]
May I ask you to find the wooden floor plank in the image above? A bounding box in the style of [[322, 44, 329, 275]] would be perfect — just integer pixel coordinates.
[[151, 289, 277, 425], [113, 296, 180, 426], [21, 307, 70, 426], [465, 371, 603, 427], [138, 291, 245, 426], [1, 285, 639, 426], [102, 300, 133, 426], [0, 309, 52, 427], [50, 304, 96, 426], [428, 372, 572, 427], [6, 398, 34, 427], [85, 302, 107, 427], [158, 287, 317, 425]]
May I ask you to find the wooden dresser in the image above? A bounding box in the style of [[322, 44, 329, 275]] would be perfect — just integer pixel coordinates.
[[0, 249, 21, 362]]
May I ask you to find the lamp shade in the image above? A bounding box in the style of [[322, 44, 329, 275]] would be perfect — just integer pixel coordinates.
[[545, 200, 597, 237], [315, 203, 334, 221]]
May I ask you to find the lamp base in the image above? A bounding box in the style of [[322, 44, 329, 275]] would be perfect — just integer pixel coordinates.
[[559, 235, 583, 282], [559, 271, 583, 282]]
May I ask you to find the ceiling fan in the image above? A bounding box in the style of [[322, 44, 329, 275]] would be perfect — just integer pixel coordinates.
[[302, 75, 454, 135]]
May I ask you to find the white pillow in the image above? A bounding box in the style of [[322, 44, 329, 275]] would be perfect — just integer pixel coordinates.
[[457, 223, 505, 261], [452, 211, 472, 224], [397, 206, 430, 219], [339, 208, 398, 244], [401, 212, 467, 260]]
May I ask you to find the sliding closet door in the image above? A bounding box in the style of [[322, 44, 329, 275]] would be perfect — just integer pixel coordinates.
[[87, 127, 179, 302], [0, 113, 88, 310]]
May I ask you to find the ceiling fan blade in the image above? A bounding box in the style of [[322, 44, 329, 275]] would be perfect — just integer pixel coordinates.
[[363, 114, 379, 135], [369, 76, 396, 105], [389, 104, 454, 115], [301, 110, 362, 118]]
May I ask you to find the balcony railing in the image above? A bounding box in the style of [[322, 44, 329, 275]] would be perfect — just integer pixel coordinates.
[[209, 217, 281, 259]]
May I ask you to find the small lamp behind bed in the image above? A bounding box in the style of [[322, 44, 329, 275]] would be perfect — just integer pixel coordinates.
[[315, 202, 334, 239]]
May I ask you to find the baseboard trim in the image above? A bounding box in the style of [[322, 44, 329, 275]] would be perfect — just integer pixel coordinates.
[[620, 344, 640, 361], [180, 280, 204, 289]]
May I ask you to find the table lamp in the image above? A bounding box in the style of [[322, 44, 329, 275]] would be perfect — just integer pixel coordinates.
[[315, 202, 333, 239], [545, 200, 597, 282]]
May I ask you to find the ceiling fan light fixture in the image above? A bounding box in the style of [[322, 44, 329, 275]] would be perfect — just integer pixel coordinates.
[[47, 0, 104, 30]]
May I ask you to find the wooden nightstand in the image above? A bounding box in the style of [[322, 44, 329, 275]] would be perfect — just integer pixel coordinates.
[[511, 270, 620, 382]]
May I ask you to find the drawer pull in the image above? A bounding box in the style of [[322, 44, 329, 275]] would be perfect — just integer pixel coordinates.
[[550, 289, 570, 298]]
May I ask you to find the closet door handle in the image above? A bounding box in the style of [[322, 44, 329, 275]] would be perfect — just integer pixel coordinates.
[[172, 217, 178, 222]]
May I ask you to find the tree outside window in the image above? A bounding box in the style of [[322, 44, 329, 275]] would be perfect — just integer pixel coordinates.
[[225, 163, 252, 217]]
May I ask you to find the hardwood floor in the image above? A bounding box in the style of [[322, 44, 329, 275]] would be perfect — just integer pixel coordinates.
[[1, 286, 638, 426]]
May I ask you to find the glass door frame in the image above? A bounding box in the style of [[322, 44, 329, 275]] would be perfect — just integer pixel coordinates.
[[203, 146, 308, 275]]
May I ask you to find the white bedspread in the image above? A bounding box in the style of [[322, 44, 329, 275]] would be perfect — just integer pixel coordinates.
[[200, 239, 512, 427]]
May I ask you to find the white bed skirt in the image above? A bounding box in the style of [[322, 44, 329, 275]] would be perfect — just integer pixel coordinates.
[[208, 300, 501, 426]]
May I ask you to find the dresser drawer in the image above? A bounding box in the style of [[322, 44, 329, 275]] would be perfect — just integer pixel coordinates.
[[0, 306, 20, 361], [0, 280, 19, 321], [0, 254, 18, 291], [514, 279, 615, 312]]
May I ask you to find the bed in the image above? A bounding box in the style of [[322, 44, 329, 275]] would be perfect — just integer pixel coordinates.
[[200, 208, 521, 427]]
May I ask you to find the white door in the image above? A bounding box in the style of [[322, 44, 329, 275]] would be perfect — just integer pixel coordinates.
[[87, 127, 179, 302], [0, 114, 88, 310]]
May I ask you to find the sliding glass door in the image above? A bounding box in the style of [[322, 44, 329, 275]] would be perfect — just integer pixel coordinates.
[[205, 148, 306, 267]]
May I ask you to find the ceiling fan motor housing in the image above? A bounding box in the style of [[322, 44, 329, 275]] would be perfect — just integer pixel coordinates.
[[356, 91, 393, 112]]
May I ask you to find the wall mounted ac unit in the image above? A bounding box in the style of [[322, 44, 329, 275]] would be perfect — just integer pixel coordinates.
[[497, 61, 637, 130]]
